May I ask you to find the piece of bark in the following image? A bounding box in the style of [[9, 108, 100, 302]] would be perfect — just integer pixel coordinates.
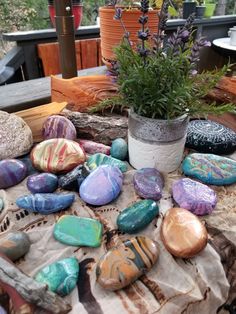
[[207, 76, 236, 104], [15, 102, 67, 143], [51, 75, 118, 112], [0, 257, 71, 314], [63, 110, 128, 145]]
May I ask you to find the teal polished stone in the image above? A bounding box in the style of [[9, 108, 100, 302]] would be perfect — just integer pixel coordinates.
[[110, 138, 128, 161], [35, 257, 79, 296], [117, 200, 159, 234], [182, 153, 236, 185], [87, 153, 127, 173], [54, 215, 103, 247], [0, 197, 3, 212]]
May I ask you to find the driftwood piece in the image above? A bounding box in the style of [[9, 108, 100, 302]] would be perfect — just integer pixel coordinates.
[[0, 257, 71, 314], [63, 110, 128, 145], [51, 75, 118, 112], [15, 102, 67, 142]]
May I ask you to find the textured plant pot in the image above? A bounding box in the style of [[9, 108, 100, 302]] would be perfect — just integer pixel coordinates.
[[128, 109, 189, 173], [99, 7, 159, 67], [196, 6, 206, 19], [204, 3, 216, 17], [183, 1, 196, 19]]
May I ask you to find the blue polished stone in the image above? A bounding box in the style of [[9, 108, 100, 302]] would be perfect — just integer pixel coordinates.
[[27, 173, 58, 193], [0, 159, 27, 189], [79, 165, 123, 206], [110, 138, 128, 161], [58, 164, 90, 191], [16, 193, 75, 214], [117, 200, 159, 233], [182, 153, 236, 185], [18, 156, 39, 176]]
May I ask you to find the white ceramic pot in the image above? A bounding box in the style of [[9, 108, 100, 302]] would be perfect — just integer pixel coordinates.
[[128, 109, 189, 173]]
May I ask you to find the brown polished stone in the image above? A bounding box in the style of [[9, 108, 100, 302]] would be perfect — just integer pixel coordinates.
[[161, 207, 208, 258]]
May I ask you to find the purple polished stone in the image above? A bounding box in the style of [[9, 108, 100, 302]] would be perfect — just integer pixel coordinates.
[[78, 139, 110, 155], [27, 173, 58, 193], [79, 165, 123, 206], [0, 159, 27, 189], [172, 178, 217, 216], [42, 115, 77, 140], [133, 168, 164, 201]]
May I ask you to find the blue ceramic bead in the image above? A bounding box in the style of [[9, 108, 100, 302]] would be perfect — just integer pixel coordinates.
[[16, 193, 75, 214], [27, 173, 58, 193], [79, 165, 123, 206], [110, 138, 128, 161]]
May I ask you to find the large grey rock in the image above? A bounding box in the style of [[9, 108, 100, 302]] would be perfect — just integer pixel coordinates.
[[0, 111, 33, 160]]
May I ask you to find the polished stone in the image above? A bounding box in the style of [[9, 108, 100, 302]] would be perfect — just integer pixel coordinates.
[[96, 236, 159, 290], [42, 115, 77, 140], [16, 193, 75, 215], [87, 153, 127, 173], [35, 257, 79, 296], [79, 165, 123, 206], [182, 153, 236, 185], [78, 139, 110, 155], [117, 200, 159, 233], [54, 215, 102, 247], [161, 207, 208, 258], [31, 138, 86, 173], [0, 231, 30, 261], [186, 119, 236, 154], [172, 178, 217, 215], [110, 138, 128, 161], [58, 164, 90, 191], [0, 159, 27, 189], [27, 173, 58, 193], [0, 198, 3, 212], [133, 168, 164, 200], [18, 156, 39, 176]]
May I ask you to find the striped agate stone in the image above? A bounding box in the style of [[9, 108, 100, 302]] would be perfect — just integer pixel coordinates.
[[42, 115, 77, 140], [30, 139, 86, 173], [96, 236, 159, 290], [0, 159, 27, 189], [161, 207, 208, 258]]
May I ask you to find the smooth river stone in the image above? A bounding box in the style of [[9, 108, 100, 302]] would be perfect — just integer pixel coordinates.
[[186, 119, 236, 155], [79, 165, 123, 206], [35, 257, 79, 296], [54, 215, 102, 247], [161, 207, 208, 258], [133, 168, 164, 200], [78, 139, 110, 155], [16, 193, 75, 215], [0, 198, 3, 212], [0, 232, 30, 261], [42, 115, 77, 140], [0, 159, 27, 189], [27, 173, 58, 193], [110, 138, 128, 161], [96, 236, 159, 290], [172, 178, 217, 215], [87, 153, 127, 173], [30, 138, 86, 173], [18, 156, 39, 176], [58, 164, 90, 191], [182, 153, 236, 185], [117, 200, 159, 233]]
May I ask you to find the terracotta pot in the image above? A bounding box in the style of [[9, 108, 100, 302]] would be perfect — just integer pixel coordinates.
[[99, 7, 159, 66]]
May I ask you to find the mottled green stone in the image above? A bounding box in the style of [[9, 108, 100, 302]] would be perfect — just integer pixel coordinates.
[[35, 257, 79, 296], [0, 198, 3, 212], [110, 138, 128, 161], [117, 200, 159, 234], [87, 153, 127, 173], [54, 215, 103, 247]]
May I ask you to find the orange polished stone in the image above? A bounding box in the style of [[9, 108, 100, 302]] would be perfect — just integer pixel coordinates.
[[161, 207, 208, 258], [31, 138, 86, 173]]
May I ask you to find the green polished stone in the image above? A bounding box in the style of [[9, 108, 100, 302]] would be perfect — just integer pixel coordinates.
[[54, 215, 103, 247], [0, 198, 3, 212], [87, 153, 127, 173], [35, 257, 79, 296], [117, 200, 159, 234], [110, 138, 128, 161]]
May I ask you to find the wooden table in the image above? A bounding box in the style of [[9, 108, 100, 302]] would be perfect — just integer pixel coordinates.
[[0, 66, 106, 113]]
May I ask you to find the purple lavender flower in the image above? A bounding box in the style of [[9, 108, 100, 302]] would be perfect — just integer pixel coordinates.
[[137, 47, 150, 57], [139, 15, 149, 25], [114, 7, 122, 20], [140, 0, 149, 13], [138, 30, 150, 41]]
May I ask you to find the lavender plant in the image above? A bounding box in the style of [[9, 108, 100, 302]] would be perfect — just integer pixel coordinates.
[[94, 0, 235, 119]]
